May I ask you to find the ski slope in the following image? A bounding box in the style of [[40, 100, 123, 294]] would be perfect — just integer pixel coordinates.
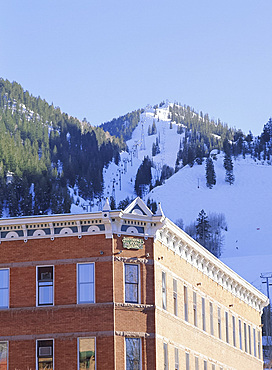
[[76, 104, 272, 295]]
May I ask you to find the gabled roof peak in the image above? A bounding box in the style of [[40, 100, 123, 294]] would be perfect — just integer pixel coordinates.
[[123, 197, 153, 217]]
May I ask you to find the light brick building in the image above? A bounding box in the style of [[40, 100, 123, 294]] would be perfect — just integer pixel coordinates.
[[0, 197, 268, 369]]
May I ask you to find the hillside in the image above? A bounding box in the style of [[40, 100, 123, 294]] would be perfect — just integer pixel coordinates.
[[0, 78, 125, 216], [1, 79, 271, 294], [95, 104, 272, 295]]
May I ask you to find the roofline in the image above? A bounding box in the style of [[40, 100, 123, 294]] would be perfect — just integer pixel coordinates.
[[156, 218, 269, 310]]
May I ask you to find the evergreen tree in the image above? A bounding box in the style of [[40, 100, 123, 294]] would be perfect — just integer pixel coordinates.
[[151, 120, 157, 135], [205, 157, 216, 188], [196, 210, 211, 248], [109, 196, 116, 210], [134, 157, 152, 197], [223, 154, 235, 185], [118, 196, 132, 210]]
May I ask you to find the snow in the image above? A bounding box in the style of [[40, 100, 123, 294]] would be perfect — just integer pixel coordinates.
[[101, 105, 272, 298]]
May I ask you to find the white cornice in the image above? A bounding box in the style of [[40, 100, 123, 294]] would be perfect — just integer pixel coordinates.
[[156, 218, 269, 313]]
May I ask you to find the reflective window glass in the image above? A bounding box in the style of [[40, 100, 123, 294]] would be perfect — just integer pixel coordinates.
[[126, 338, 141, 370], [125, 264, 139, 303], [78, 338, 96, 370], [0, 342, 8, 370], [0, 270, 9, 309], [78, 264, 95, 304]]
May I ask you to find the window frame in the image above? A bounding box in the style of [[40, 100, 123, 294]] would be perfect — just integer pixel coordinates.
[[202, 297, 206, 331], [225, 311, 229, 343], [0, 268, 9, 309], [209, 302, 214, 335], [173, 278, 178, 316], [124, 263, 140, 304], [77, 262, 95, 304], [244, 322, 247, 353], [77, 337, 96, 370], [125, 337, 142, 370], [193, 291, 197, 327], [162, 271, 166, 310], [257, 330, 261, 359], [218, 307, 221, 339], [232, 315, 236, 347], [239, 319, 242, 350], [184, 286, 188, 322], [185, 352, 190, 370], [163, 342, 168, 370], [174, 347, 179, 370], [253, 328, 256, 357], [36, 265, 54, 307], [195, 356, 199, 370], [248, 325, 252, 355], [36, 338, 54, 370], [0, 341, 8, 370]]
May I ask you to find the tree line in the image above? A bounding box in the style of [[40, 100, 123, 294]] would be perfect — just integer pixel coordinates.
[[0, 78, 125, 217]]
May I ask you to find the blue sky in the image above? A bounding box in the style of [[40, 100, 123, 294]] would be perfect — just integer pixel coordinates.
[[1, 0, 272, 135]]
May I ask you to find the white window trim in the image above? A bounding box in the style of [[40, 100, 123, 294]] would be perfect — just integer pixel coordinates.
[[77, 337, 96, 370], [36, 265, 54, 307], [77, 262, 95, 304], [124, 263, 141, 304], [0, 268, 9, 309], [36, 338, 54, 370], [125, 337, 142, 370]]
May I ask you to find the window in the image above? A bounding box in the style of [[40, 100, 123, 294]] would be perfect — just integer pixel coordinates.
[[239, 319, 242, 350], [37, 266, 53, 306], [248, 325, 251, 354], [0, 342, 8, 370], [78, 338, 96, 370], [253, 328, 256, 357], [163, 343, 168, 370], [193, 292, 197, 326], [185, 352, 190, 370], [195, 356, 199, 370], [184, 286, 188, 322], [257, 331, 261, 359], [210, 302, 214, 335], [244, 323, 247, 353], [126, 338, 141, 370], [204, 360, 207, 370], [202, 298, 206, 331], [173, 279, 178, 316], [162, 272, 166, 310], [37, 340, 53, 370], [174, 347, 179, 370], [212, 365, 215, 370], [232, 316, 236, 347], [0, 269, 9, 309], [78, 263, 95, 304], [125, 264, 139, 304], [225, 312, 229, 343], [218, 307, 221, 339]]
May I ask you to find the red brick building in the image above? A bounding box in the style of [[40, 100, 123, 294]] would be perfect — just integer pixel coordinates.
[[0, 198, 268, 369]]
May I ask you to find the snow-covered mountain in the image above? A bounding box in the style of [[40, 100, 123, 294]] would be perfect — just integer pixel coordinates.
[[93, 103, 272, 296]]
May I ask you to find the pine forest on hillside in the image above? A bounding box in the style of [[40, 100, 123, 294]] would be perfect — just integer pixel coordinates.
[[1, 79, 272, 223], [0, 79, 124, 217]]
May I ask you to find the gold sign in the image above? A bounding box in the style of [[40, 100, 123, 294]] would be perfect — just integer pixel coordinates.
[[122, 237, 144, 250]]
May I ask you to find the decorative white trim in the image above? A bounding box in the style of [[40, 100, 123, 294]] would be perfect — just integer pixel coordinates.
[[155, 219, 268, 313]]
